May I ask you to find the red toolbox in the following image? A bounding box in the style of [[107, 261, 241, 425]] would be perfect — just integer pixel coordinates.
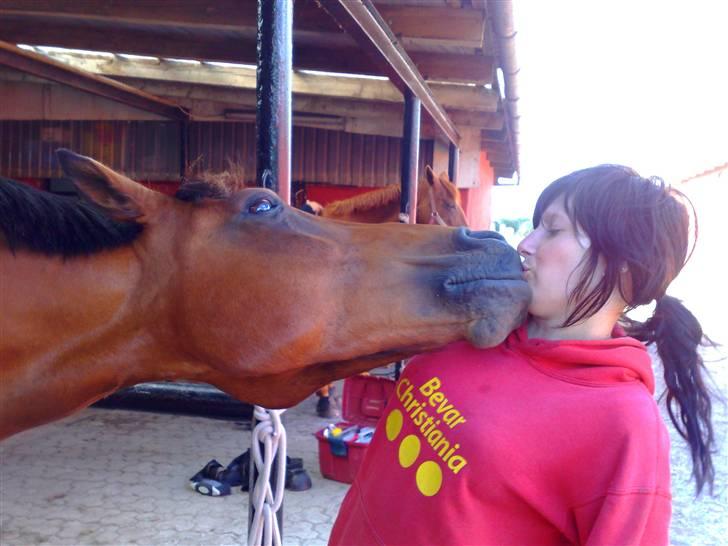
[[315, 375, 396, 483]]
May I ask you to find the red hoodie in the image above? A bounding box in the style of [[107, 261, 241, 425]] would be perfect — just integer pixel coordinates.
[[330, 326, 671, 545]]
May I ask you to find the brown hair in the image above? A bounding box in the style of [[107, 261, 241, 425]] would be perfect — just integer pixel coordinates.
[[534, 164, 715, 495]]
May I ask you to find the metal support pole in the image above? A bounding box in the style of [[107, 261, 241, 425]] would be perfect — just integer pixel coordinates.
[[395, 90, 421, 381], [250, 0, 292, 541], [448, 142, 459, 184], [399, 89, 421, 225], [255, 0, 292, 205], [179, 120, 189, 180]]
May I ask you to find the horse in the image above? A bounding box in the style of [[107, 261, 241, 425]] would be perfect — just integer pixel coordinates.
[[313, 167, 468, 414], [321, 166, 468, 226], [0, 150, 530, 440]]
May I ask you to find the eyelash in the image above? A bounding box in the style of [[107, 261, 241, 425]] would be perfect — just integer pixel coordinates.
[[537, 222, 560, 236]]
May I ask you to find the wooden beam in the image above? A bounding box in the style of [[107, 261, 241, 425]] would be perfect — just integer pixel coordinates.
[[430, 83, 497, 112], [376, 5, 485, 47], [0, 79, 166, 120], [0, 1, 486, 46], [344, 116, 445, 140], [98, 79, 488, 139], [127, 78, 505, 130], [0, 0, 340, 34], [0, 12, 376, 73], [0, 13, 494, 83], [0, 41, 187, 120], [323, 0, 460, 145], [44, 52, 498, 112], [450, 110, 503, 130], [411, 51, 494, 85], [72, 55, 401, 101], [128, 79, 398, 119]]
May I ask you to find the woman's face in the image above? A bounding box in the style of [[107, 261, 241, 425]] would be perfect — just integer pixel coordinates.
[[517, 197, 599, 324]]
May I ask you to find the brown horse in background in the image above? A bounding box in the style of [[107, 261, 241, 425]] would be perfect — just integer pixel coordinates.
[[322, 166, 468, 227], [0, 151, 529, 440]]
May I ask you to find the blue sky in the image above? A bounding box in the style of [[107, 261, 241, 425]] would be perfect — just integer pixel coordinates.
[[492, 1, 727, 220]]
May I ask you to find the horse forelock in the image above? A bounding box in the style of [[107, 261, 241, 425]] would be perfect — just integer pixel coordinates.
[[0, 177, 143, 257], [176, 167, 250, 203]]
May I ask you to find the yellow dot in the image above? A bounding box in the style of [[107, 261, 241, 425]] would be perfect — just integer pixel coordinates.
[[415, 461, 443, 497], [385, 409, 403, 441], [398, 435, 421, 468]]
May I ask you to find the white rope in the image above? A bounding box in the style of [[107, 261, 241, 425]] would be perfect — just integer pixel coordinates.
[[248, 406, 287, 546]]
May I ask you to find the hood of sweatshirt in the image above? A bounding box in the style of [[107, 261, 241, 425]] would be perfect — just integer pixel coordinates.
[[504, 324, 655, 393]]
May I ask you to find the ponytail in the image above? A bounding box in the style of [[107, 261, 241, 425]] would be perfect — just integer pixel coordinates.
[[626, 295, 716, 495]]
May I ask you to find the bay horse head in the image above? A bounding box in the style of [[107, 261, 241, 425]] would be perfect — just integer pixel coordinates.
[[423, 166, 468, 227], [0, 150, 530, 439]]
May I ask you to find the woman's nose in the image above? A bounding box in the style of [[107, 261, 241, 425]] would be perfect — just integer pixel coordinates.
[[517, 231, 535, 258]]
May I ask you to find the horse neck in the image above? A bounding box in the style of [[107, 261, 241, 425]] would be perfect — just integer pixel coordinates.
[[321, 182, 432, 224], [0, 246, 198, 438], [354, 183, 431, 224]]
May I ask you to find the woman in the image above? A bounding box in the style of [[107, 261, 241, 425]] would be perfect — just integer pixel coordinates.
[[329, 165, 715, 545]]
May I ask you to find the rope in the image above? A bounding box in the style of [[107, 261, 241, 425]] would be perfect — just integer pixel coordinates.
[[248, 406, 287, 546]]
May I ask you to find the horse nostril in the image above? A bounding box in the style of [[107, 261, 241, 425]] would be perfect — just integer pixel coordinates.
[[453, 227, 506, 250]]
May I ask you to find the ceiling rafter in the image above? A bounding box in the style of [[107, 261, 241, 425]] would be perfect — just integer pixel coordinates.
[[0, 41, 187, 120]]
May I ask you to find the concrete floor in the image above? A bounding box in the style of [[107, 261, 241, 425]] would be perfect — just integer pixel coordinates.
[[0, 391, 350, 546], [1, 349, 726, 546]]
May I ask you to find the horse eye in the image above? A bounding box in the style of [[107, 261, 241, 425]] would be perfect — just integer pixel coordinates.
[[248, 198, 275, 214]]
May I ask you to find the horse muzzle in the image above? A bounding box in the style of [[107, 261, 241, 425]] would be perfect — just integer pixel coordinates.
[[440, 228, 531, 347]]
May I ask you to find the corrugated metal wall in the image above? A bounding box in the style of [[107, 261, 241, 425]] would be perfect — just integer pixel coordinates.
[[0, 120, 433, 187], [0, 121, 180, 180]]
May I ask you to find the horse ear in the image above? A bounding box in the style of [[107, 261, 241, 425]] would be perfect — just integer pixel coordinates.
[[57, 149, 161, 221], [425, 165, 439, 187]]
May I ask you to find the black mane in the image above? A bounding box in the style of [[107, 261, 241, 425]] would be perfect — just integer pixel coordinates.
[[0, 177, 143, 257]]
